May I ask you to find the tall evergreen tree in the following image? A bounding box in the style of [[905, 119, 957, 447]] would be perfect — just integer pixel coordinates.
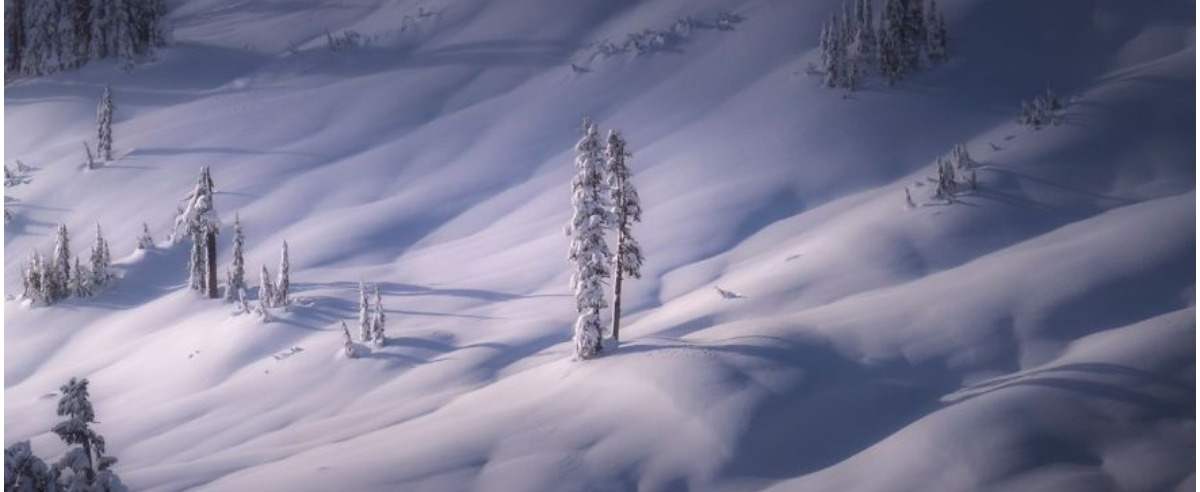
[[97, 85, 114, 161], [137, 222, 154, 249], [371, 285, 385, 346], [90, 223, 110, 289], [225, 214, 246, 301], [71, 256, 90, 298], [341, 321, 356, 358], [275, 241, 289, 307], [604, 130, 643, 344], [853, 0, 876, 72], [566, 119, 611, 359], [359, 281, 372, 342], [925, 0, 947, 63], [878, 0, 906, 84], [902, 0, 926, 69], [259, 265, 275, 309], [52, 378, 106, 482], [52, 223, 71, 301], [175, 167, 220, 297]]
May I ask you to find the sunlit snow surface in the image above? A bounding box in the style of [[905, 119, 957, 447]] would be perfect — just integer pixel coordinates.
[[5, 0, 1195, 490]]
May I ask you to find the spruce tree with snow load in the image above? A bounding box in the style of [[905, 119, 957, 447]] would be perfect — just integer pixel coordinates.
[[257, 265, 273, 321], [4, 440, 54, 491], [90, 224, 112, 290], [605, 130, 644, 344], [51, 377, 127, 491], [72, 256, 91, 298], [371, 285, 386, 346], [137, 222, 154, 249], [276, 241, 290, 307], [342, 321, 357, 358], [359, 281, 373, 343], [225, 214, 246, 301], [566, 119, 611, 359], [51, 223, 72, 302], [97, 86, 114, 162]]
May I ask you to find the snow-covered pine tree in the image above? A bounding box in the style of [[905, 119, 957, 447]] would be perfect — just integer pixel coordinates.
[[951, 143, 975, 170], [341, 321, 356, 358], [566, 119, 611, 359], [855, 0, 875, 68], [259, 265, 275, 310], [371, 285, 386, 346], [228, 213, 246, 297], [23, 251, 45, 303], [90, 223, 110, 289], [359, 281, 372, 342], [926, 0, 948, 64], [97, 86, 114, 162], [52, 223, 71, 301], [935, 157, 957, 199], [902, 0, 926, 69], [604, 130, 644, 344], [237, 286, 250, 315], [137, 222, 154, 249], [223, 268, 235, 302], [825, 15, 846, 88], [71, 256, 90, 298], [818, 20, 831, 79], [38, 255, 55, 305], [878, 0, 906, 84], [174, 167, 220, 297], [275, 241, 289, 307], [4, 440, 54, 492], [52, 377, 106, 483]]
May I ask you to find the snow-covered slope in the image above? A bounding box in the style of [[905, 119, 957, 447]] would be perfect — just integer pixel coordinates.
[[5, 0, 1195, 490]]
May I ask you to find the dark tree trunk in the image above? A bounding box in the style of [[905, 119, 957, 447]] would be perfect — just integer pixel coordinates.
[[81, 438, 96, 482], [611, 228, 625, 343], [205, 230, 218, 298]]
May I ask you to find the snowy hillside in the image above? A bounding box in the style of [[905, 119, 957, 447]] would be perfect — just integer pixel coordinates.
[[5, 0, 1195, 490]]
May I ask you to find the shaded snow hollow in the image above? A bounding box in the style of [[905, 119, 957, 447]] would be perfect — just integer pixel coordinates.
[[5, 0, 1195, 491]]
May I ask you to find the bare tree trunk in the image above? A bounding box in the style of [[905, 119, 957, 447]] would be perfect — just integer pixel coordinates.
[[205, 230, 218, 298]]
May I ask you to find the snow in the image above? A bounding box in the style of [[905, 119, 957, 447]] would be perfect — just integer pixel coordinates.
[[5, 0, 1195, 490]]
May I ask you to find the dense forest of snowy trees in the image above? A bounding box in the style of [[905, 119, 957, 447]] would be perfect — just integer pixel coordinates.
[[4, 0, 169, 77]]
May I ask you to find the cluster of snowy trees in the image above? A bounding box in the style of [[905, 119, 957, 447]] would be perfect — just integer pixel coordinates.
[[1018, 88, 1065, 129], [906, 143, 978, 207], [818, 0, 948, 90], [20, 223, 112, 305], [338, 282, 387, 357], [4, 0, 168, 77], [566, 119, 645, 360], [250, 241, 291, 321], [4, 378, 126, 491], [587, 11, 743, 62]]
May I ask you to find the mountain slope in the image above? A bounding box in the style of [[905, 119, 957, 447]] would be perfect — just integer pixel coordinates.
[[4, 0, 1194, 490]]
